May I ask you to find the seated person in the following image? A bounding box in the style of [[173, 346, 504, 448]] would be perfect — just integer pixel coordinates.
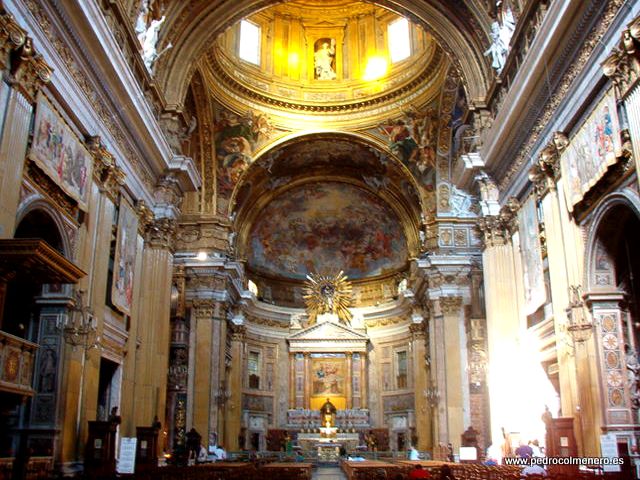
[[196, 444, 208, 463], [213, 444, 227, 461], [408, 464, 431, 479], [522, 464, 547, 476], [409, 446, 420, 460], [294, 451, 305, 462]]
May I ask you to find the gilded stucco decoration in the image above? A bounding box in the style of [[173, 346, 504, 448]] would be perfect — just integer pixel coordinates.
[[303, 271, 353, 325]]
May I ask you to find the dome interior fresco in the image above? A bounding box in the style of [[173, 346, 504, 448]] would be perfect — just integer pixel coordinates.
[[210, 1, 441, 108]]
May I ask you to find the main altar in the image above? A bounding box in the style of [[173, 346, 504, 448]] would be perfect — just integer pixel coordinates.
[[285, 273, 370, 459]]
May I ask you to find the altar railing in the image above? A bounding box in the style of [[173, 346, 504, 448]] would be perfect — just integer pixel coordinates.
[[0, 330, 38, 397]]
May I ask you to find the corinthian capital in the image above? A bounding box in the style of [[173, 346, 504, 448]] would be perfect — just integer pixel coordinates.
[[475, 197, 519, 248], [7, 37, 52, 103], [229, 324, 246, 341], [88, 136, 125, 199], [145, 217, 177, 251], [0, 9, 26, 70], [439, 296, 463, 315], [602, 19, 640, 99], [154, 173, 183, 219], [192, 299, 215, 320]]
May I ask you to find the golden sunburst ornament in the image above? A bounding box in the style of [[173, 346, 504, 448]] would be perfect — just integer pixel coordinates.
[[303, 271, 353, 325]]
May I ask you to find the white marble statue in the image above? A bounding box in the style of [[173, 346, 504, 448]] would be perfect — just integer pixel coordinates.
[[143, 15, 168, 70], [314, 39, 337, 80], [135, 0, 150, 47], [484, 20, 507, 73]]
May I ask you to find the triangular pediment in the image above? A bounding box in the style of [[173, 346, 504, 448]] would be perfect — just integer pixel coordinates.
[[288, 321, 368, 341]]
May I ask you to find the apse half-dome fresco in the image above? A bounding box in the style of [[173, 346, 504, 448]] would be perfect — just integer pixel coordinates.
[[248, 182, 408, 280]]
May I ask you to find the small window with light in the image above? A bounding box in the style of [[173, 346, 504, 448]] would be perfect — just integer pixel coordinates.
[[388, 17, 411, 63], [239, 20, 261, 65]]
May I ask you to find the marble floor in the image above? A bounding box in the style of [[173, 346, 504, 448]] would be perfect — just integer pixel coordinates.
[[312, 466, 347, 480]]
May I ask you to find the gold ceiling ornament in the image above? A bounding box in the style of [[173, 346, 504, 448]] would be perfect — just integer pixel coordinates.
[[303, 271, 353, 325]]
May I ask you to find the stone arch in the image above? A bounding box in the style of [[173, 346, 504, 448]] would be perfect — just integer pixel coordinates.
[[15, 197, 73, 259], [584, 189, 640, 293]]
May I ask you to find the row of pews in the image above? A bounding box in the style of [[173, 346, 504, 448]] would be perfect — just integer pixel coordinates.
[[112, 458, 630, 480], [342, 459, 628, 480], [132, 461, 313, 480]]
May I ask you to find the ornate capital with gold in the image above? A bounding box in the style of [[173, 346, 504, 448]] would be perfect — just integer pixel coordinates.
[[88, 136, 126, 199], [602, 15, 640, 99], [0, 9, 26, 70], [6, 37, 52, 103], [529, 132, 567, 199], [192, 298, 216, 320], [144, 217, 177, 251], [439, 296, 463, 315], [409, 321, 427, 339], [475, 197, 519, 248], [229, 323, 246, 342], [136, 200, 155, 235]]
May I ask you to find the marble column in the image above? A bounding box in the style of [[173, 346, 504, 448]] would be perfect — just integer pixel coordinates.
[[191, 299, 215, 442], [346, 352, 353, 409], [435, 296, 467, 450], [360, 352, 367, 409], [225, 325, 245, 450], [289, 352, 296, 409], [411, 322, 431, 451], [477, 206, 522, 446], [304, 352, 310, 408], [133, 219, 175, 450]]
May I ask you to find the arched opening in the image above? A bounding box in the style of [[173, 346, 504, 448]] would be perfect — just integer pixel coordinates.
[[2, 209, 65, 340], [591, 202, 640, 351]]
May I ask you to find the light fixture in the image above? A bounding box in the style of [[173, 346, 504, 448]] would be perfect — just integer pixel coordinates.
[[363, 56, 388, 81], [424, 387, 440, 407], [565, 285, 593, 343], [58, 289, 99, 350], [196, 251, 208, 261]]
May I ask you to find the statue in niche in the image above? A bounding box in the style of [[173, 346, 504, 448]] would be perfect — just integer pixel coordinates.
[[314, 38, 337, 80], [320, 397, 337, 428]]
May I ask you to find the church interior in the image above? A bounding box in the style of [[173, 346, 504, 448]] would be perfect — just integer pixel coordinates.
[[0, 0, 640, 478]]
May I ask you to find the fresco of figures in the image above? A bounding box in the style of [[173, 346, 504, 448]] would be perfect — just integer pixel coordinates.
[[30, 94, 92, 210], [378, 105, 438, 184], [215, 106, 273, 198], [560, 89, 621, 212], [248, 182, 408, 280]]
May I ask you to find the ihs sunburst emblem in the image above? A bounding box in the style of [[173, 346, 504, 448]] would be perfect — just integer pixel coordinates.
[[303, 271, 353, 325]]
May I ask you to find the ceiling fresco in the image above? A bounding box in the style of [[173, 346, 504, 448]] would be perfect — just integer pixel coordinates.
[[247, 182, 409, 281]]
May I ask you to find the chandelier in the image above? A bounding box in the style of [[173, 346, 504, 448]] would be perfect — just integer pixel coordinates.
[[58, 289, 99, 350]]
